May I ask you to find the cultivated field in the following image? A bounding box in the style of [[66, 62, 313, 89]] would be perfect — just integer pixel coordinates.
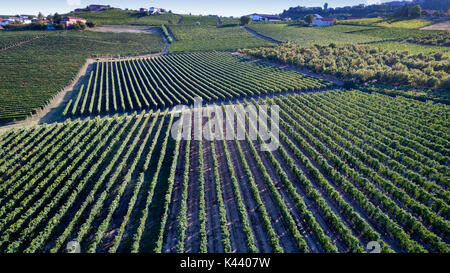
[[133, 13, 182, 26], [0, 90, 448, 253], [168, 25, 273, 52], [64, 52, 333, 116], [245, 24, 383, 45], [0, 7, 449, 256], [0, 31, 165, 123], [375, 19, 433, 29]]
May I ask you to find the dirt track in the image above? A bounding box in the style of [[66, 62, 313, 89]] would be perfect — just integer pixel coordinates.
[[421, 20, 450, 31]]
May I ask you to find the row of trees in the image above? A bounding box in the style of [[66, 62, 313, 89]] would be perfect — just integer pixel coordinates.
[[281, 0, 450, 19], [394, 4, 422, 18], [240, 43, 450, 89]]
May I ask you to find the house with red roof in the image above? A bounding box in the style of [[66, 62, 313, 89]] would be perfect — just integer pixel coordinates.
[[0, 17, 20, 26], [60, 16, 87, 28], [311, 14, 336, 26]]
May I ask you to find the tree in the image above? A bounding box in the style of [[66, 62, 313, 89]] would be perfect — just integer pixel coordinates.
[[295, 19, 308, 26], [240, 16, 251, 25], [395, 4, 409, 18], [410, 5, 422, 17], [86, 21, 97, 28], [324, 3, 328, 11], [53, 13, 62, 24], [73, 21, 87, 31], [305, 14, 315, 25], [38, 12, 44, 20]]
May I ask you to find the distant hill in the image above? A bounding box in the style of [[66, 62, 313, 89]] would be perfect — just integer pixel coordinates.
[[280, 0, 450, 20], [421, 0, 450, 10]]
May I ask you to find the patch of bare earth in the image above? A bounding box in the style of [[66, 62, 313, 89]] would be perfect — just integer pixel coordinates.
[[421, 20, 450, 31]]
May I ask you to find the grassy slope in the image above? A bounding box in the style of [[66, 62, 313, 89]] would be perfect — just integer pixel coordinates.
[[219, 17, 240, 25], [338, 17, 383, 26], [375, 19, 433, 29], [168, 25, 273, 52], [0, 31, 165, 122], [66, 9, 140, 25], [178, 15, 219, 26], [133, 13, 182, 25], [246, 24, 382, 45]]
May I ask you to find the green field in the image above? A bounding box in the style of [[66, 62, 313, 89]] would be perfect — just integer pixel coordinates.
[[178, 15, 219, 26], [246, 24, 383, 45], [168, 25, 273, 52], [338, 17, 383, 26], [133, 13, 182, 25], [375, 19, 433, 29], [0, 31, 165, 123], [355, 27, 433, 40], [218, 17, 240, 25], [67, 9, 140, 25]]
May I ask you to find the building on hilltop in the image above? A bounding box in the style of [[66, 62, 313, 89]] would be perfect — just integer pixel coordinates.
[[88, 4, 110, 12], [149, 7, 162, 15], [248, 13, 282, 22]]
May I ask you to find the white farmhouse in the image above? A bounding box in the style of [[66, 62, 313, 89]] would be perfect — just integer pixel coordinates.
[[149, 7, 162, 15], [311, 14, 336, 27], [248, 13, 281, 22]]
